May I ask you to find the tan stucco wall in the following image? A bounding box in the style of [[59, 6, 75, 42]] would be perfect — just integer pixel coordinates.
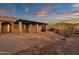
[[13, 24, 19, 34]]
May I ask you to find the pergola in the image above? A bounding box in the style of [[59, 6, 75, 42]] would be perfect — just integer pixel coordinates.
[[16, 19, 47, 34]]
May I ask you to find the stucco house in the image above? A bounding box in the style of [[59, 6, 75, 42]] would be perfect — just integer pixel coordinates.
[[0, 16, 47, 35]]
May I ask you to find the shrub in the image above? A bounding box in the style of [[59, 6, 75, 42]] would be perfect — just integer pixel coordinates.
[[48, 28, 55, 32], [63, 24, 75, 37]]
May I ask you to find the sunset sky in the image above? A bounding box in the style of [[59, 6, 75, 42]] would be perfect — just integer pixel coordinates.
[[0, 3, 79, 22]]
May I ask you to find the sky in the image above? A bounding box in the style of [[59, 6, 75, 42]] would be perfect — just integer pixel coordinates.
[[0, 3, 79, 22]]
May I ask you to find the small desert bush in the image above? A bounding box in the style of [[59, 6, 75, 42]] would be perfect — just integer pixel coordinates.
[[48, 23, 75, 37], [48, 28, 55, 32], [62, 24, 75, 37]]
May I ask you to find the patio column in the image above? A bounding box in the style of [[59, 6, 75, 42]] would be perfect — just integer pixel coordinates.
[[19, 21, 22, 34], [24, 24, 26, 33], [28, 24, 31, 33], [11, 22, 14, 33], [0, 21, 2, 34], [45, 25, 47, 32], [26, 25, 28, 33], [36, 23, 39, 33]]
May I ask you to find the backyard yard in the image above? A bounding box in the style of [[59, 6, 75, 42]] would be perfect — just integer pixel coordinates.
[[0, 32, 79, 55]]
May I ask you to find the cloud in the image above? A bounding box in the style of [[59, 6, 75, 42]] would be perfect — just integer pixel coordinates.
[[5, 3, 16, 12], [72, 3, 79, 7], [0, 8, 8, 14], [36, 8, 48, 16], [12, 8, 16, 12], [36, 4, 63, 16], [63, 11, 71, 15], [71, 10, 79, 15], [25, 8, 29, 12]]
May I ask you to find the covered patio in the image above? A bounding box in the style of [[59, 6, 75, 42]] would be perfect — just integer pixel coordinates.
[[0, 16, 47, 35], [14, 19, 47, 34]]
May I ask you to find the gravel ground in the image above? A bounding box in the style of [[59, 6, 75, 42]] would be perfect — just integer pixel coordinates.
[[0, 32, 79, 55]]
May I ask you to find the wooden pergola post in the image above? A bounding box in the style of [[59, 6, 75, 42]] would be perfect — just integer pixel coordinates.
[[23, 24, 27, 33], [19, 21, 22, 35], [26, 24, 29, 33], [45, 25, 47, 32], [11, 22, 14, 33], [36, 23, 39, 33], [0, 21, 2, 34]]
